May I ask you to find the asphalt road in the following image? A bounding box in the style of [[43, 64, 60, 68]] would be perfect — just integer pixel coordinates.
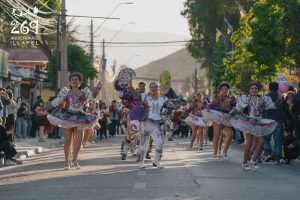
[[0, 136, 300, 200]]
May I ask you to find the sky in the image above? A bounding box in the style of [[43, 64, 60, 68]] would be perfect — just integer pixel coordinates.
[[65, 0, 191, 73], [66, 0, 191, 37]]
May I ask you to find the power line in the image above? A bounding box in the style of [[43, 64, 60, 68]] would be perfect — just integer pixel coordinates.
[[72, 39, 200, 44], [94, 44, 187, 48], [57, 14, 120, 20]]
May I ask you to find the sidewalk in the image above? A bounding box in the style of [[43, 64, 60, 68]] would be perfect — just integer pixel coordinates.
[[14, 137, 64, 159]]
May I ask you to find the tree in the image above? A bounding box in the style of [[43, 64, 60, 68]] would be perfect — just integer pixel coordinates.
[[247, 0, 286, 66], [224, 0, 290, 92], [211, 36, 228, 89], [47, 44, 97, 88], [181, 0, 255, 88], [279, 0, 300, 66]]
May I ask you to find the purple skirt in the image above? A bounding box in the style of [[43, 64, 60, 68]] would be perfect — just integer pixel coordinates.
[[47, 109, 99, 130], [230, 114, 277, 136]]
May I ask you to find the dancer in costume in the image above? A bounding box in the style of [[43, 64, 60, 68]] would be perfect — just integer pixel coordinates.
[[159, 70, 177, 141], [202, 82, 236, 159], [114, 68, 146, 161], [229, 81, 277, 170], [45, 72, 101, 169], [185, 93, 209, 150], [82, 100, 100, 147], [138, 82, 171, 169], [136, 82, 153, 160]]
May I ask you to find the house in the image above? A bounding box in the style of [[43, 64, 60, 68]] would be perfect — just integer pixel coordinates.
[[3, 48, 53, 106]]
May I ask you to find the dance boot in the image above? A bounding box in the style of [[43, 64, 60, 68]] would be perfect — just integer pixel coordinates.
[[153, 150, 164, 169], [138, 151, 146, 169]]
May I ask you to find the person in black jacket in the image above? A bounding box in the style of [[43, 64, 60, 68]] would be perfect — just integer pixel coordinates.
[[262, 82, 286, 164], [0, 118, 22, 165], [290, 83, 300, 139]]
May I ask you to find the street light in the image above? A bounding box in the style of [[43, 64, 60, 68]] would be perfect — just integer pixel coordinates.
[[107, 22, 136, 45], [125, 55, 140, 66], [94, 2, 134, 35]]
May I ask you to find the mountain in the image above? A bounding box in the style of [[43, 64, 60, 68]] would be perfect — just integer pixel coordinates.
[[135, 48, 203, 81], [134, 48, 208, 96]]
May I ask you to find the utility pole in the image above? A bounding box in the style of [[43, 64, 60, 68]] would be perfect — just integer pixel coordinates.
[[89, 19, 95, 87], [59, 0, 68, 88], [101, 39, 106, 100], [194, 68, 198, 94], [56, 15, 60, 89]]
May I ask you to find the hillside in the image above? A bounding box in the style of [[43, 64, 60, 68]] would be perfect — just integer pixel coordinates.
[[135, 48, 203, 81]]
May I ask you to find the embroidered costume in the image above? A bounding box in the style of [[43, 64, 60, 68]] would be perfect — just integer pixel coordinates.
[[47, 87, 101, 129], [229, 95, 277, 136], [185, 99, 209, 127], [202, 95, 236, 126], [138, 94, 169, 168], [115, 68, 146, 160]]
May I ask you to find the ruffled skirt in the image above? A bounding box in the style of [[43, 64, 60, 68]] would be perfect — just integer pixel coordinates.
[[47, 109, 99, 130], [184, 115, 209, 127], [229, 114, 277, 136], [202, 109, 231, 127]]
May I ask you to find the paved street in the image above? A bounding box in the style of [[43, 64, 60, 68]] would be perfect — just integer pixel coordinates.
[[0, 136, 300, 200]]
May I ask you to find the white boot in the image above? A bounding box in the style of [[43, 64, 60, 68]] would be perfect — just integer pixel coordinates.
[[153, 151, 164, 169], [138, 151, 146, 169]]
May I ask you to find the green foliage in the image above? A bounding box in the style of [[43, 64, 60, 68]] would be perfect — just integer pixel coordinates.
[[279, 0, 300, 65], [182, 0, 255, 86], [247, 0, 286, 66], [223, 0, 298, 92], [47, 44, 97, 88], [224, 2, 278, 92], [183, 0, 300, 92], [211, 36, 227, 88]]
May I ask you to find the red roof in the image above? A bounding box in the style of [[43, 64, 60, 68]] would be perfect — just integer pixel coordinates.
[[3, 48, 48, 62]]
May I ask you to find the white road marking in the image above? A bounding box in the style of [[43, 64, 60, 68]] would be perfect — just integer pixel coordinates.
[[134, 182, 146, 189], [137, 170, 147, 176]]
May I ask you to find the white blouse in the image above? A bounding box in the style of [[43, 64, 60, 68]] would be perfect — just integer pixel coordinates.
[[235, 95, 275, 118], [51, 87, 97, 112]]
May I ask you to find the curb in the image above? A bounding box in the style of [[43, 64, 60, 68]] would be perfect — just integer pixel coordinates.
[[0, 139, 64, 167]]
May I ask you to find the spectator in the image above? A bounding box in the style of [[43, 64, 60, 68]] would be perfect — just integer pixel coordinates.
[[283, 132, 300, 164], [116, 102, 121, 134], [15, 97, 29, 139], [262, 82, 286, 164], [98, 102, 109, 140], [109, 100, 119, 137], [5, 89, 21, 142], [0, 88, 11, 126], [0, 118, 22, 165], [285, 92, 295, 135], [290, 83, 300, 154]]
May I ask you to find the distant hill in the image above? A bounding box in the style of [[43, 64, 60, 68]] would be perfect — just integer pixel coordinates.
[[135, 48, 203, 81], [134, 48, 208, 97]]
